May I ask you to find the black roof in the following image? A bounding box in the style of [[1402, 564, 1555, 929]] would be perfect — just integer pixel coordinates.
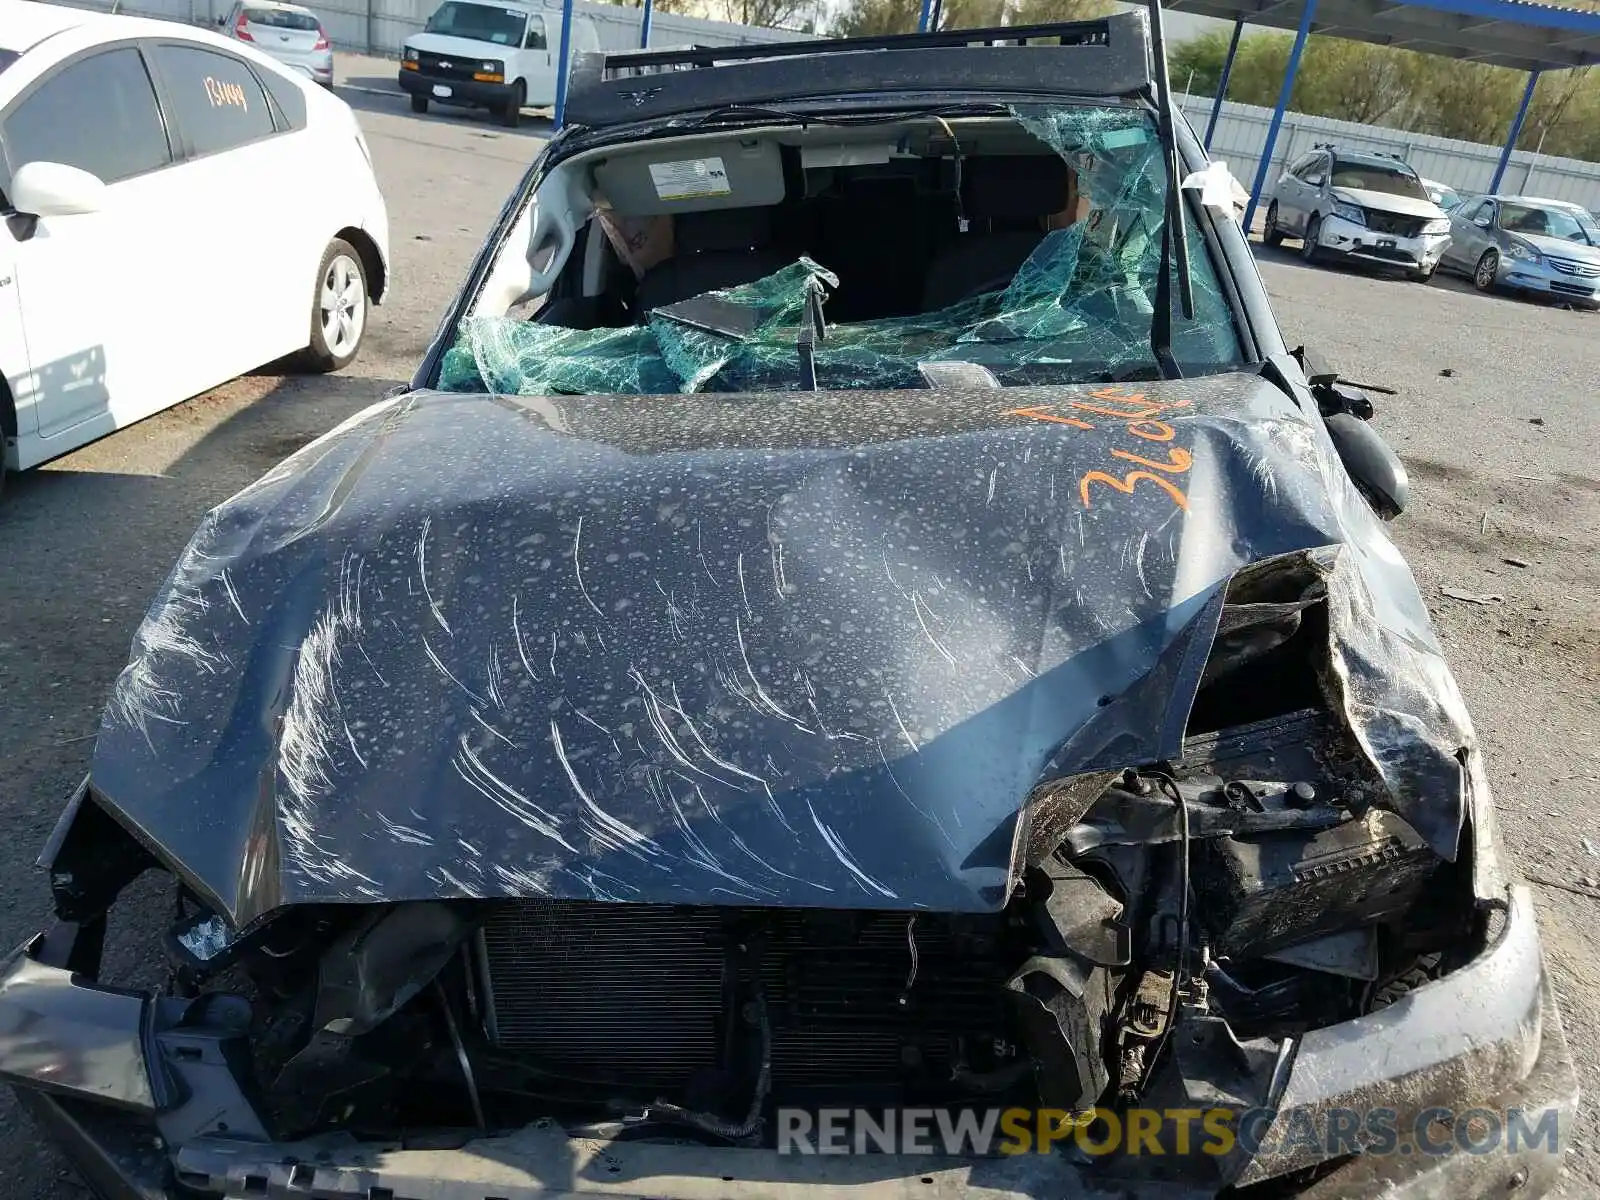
[[564, 11, 1155, 128]]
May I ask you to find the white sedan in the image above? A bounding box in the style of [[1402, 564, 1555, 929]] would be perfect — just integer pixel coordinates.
[[0, 0, 389, 490]]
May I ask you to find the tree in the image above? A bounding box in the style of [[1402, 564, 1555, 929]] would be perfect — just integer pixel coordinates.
[[714, 0, 811, 28], [1169, 27, 1600, 163], [831, 0, 1110, 37]]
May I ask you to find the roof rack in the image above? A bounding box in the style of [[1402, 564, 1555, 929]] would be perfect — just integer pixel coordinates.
[[1314, 141, 1413, 164], [564, 10, 1154, 128]]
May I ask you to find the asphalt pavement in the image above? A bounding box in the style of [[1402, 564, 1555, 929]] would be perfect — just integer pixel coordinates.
[[0, 59, 1597, 1197]]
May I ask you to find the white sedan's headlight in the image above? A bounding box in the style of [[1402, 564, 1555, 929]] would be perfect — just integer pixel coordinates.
[[1331, 201, 1365, 225]]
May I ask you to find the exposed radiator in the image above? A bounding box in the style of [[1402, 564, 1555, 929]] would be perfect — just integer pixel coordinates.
[[1363, 209, 1425, 238], [479, 902, 1016, 1098]]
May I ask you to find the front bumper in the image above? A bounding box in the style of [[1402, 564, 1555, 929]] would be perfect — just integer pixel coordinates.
[[397, 66, 514, 108], [1316, 215, 1449, 271], [0, 888, 1577, 1199], [1500, 258, 1600, 304]]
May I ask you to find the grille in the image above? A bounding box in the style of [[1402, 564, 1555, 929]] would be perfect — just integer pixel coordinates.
[[1356, 245, 1419, 264], [479, 902, 1014, 1096], [417, 50, 488, 80], [1548, 256, 1600, 278], [1362, 209, 1425, 238], [1550, 280, 1597, 297]]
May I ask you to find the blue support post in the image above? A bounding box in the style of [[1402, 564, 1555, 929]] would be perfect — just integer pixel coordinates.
[[639, 0, 654, 47], [1204, 18, 1244, 151], [1491, 70, 1540, 193], [917, 0, 935, 32], [1241, 0, 1318, 238], [553, 0, 576, 128]]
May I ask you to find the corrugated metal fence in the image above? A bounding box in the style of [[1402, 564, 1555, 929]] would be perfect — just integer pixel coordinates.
[[66, 0, 810, 55], [1178, 91, 1600, 211]]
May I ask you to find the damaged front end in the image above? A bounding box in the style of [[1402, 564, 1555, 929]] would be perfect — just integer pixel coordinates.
[[4, 536, 1576, 1198]]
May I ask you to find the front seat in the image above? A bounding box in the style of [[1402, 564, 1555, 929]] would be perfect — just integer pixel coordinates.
[[920, 155, 1075, 312], [633, 207, 789, 318]]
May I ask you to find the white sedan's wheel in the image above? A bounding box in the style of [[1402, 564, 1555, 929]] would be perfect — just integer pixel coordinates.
[[300, 238, 368, 373]]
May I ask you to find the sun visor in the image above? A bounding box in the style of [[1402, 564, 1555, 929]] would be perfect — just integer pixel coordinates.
[[592, 138, 785, 217]]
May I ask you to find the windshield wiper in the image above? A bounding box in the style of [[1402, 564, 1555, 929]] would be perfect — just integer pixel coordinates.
[[1145, 0, 1194, 380], [795, 274, 827, 390]]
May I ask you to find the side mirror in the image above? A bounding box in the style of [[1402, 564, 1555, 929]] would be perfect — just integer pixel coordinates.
[[11, 161, 107, 219], [216, 14, 225, 23], [1325, 412, 1408, 520]]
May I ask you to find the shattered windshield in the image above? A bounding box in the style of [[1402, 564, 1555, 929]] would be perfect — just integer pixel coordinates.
[[424, 1, 524, 43], [1500, 202, 1596, 245], [1330, 161, 1429, 201], [439, 104, 1245, 397]]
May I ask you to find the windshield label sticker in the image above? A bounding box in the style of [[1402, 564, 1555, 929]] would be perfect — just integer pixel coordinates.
[[1006, 387, 1193, 514], [203, 76, 249, 111], [649, 158, 732, 201]]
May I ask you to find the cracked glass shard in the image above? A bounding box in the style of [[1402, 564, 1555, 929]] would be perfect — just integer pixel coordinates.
[[437, 103, 1243, 398]]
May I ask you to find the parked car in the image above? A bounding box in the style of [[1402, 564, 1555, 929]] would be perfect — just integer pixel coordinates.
[[0, 11, 1576, 1200], [1263, 144, 1452, 281], [217, 0, 334, 91], [398, 0, 600, 126], [1420, 176, 1463, 212], [0, 0, 388, 492], [1439, 193, 1600, 307]]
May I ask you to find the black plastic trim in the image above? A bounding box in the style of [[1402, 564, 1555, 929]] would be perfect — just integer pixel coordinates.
[[565, 11, 1153, 129]]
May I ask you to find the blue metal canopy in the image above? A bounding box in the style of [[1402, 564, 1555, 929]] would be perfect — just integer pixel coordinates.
[[1168, 0, 1600, 72]]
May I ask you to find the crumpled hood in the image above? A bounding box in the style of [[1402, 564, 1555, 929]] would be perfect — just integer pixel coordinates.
[[90, 374, 1475, 927], [1331, 188, 1444, 221]]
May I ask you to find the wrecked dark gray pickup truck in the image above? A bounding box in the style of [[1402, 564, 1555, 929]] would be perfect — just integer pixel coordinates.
[[0, 9, 1578, 1200]]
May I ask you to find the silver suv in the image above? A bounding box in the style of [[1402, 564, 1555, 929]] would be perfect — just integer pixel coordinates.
[[1264, 145, 1452, 281]]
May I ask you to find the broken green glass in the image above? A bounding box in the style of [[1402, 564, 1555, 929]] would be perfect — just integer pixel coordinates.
[[437, 104, 1242, 397]]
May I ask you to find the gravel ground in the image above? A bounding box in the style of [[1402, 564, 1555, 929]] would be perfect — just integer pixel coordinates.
[[0, 66, 1596, 1197]]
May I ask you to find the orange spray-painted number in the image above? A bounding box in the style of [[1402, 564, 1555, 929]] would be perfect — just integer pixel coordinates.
[[1079, 470, 1189, 511], [1126, 420, 1176, 442], [1110, 446, 1192, 473], [1004, 404, 1095, 431], [1080, 446, 1192, 512]]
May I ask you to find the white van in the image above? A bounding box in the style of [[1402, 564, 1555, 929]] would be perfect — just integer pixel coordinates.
[[398, 0, 599, 126]]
